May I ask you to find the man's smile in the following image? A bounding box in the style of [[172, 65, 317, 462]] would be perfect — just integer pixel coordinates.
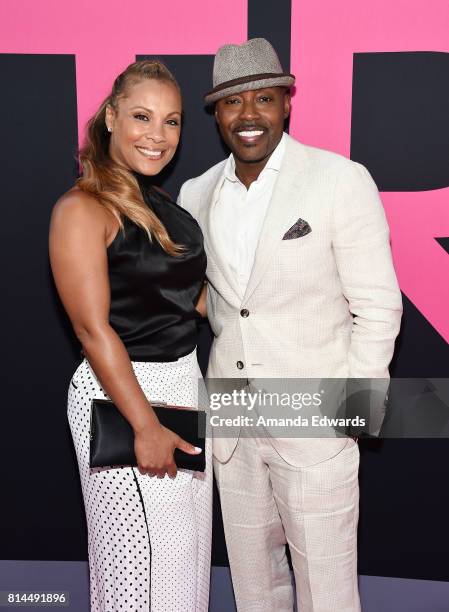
[[234, 126, 266, 145]]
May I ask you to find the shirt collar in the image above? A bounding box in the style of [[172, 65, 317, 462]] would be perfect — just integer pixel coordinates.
[[224, 132, 287, 183]]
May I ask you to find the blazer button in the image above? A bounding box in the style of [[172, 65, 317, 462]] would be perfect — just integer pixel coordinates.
[[240, 308, 249, 318], [236, 361, 244, 369]]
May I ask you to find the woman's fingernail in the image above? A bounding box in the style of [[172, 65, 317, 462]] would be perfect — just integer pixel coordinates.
[[194, 447, 202, 453]]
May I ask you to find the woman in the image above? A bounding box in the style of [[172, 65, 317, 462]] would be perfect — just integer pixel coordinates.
[[49, 60, 211, 611]]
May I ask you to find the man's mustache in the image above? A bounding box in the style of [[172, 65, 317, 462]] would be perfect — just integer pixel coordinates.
[[232, 124, 267, 133]]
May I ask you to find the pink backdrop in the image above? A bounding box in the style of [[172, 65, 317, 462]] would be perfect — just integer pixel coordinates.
[[0, 0, 247, 140], [290, 0, 449, 343], [0, 0, 447, 341]]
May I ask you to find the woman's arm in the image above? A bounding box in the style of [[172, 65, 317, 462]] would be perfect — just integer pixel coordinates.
[[49, 190, 199, 477], [195, 282, 207, 317]]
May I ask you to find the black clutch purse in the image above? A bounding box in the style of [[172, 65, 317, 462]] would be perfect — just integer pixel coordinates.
[[90, 398, 206, 472]]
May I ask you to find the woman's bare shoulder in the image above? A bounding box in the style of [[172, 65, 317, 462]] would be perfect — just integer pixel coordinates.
[[52, 186, 107, 224], [51, 185, 117, 240]]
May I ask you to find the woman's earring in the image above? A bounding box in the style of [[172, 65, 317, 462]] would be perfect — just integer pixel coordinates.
[[107, 126, 112, 132]]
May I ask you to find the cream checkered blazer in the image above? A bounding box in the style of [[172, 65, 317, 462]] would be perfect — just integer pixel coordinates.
[[178, 134, 402, 465]]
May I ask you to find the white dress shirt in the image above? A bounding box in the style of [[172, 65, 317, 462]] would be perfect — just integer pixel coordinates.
[[211, 133, 286, 297]]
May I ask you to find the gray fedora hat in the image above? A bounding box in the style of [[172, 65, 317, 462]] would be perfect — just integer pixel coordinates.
[[204, 38, 295, 105]]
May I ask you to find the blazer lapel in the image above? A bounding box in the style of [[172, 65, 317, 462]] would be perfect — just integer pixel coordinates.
[[242, 136, 310, 304], [198, 171, 242, 304]]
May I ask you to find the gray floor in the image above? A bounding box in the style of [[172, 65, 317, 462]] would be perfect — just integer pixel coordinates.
[[1, 561, 448, 611]]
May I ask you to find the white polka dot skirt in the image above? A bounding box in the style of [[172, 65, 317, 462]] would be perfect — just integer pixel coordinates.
[[67, 348, 212, 612]]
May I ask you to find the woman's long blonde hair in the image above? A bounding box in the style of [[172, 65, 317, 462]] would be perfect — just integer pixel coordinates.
[[77, 60, 185, 256]]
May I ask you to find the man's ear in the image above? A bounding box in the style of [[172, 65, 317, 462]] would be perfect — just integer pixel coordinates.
[[283, 90, 291, 120], [214, 103, 220, 125]]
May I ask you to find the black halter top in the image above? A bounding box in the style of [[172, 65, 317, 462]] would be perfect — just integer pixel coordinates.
[[107, 175, 206, 361]]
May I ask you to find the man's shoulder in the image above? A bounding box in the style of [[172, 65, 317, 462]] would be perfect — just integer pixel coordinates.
[[181, 159, 227, 194], [284, 133, 361, 175]]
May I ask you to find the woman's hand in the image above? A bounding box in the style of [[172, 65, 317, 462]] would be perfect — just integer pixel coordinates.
[[134, 421, 201, 479]]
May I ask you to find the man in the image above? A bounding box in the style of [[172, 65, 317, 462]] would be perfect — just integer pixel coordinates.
[[178, 38, 402, 612]]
